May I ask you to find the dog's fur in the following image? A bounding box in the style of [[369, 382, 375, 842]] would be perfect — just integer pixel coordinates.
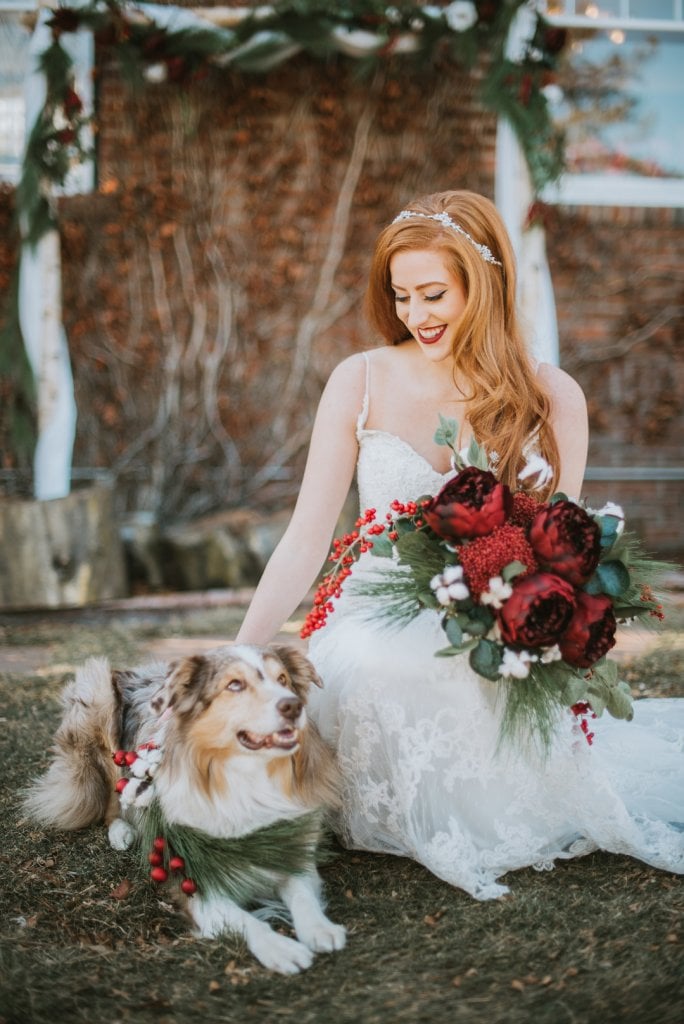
[[23, 643, 346, 974]]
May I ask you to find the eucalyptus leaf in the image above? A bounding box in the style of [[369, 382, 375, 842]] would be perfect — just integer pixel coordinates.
[[434, 414, 458, 449], [469, 639, 503, 681], [549, 492, 568, 504], [598, 515, 620, 550], [466, 435, 489, 470], [501, 560, 528, 583], [444, 617, 463, 647], [594, 560, 631, 598], [605, 682, 634, 721], [369, 533, 394, 558]]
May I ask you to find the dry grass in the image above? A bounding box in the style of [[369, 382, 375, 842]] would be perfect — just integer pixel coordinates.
[[0, 609, 682, 1024]]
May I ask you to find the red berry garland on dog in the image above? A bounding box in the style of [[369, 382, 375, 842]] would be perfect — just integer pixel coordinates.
[[112, 743, 198, 895]]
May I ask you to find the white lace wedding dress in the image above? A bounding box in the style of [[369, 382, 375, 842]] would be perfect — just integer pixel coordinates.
[[307, 356, 684, 899]]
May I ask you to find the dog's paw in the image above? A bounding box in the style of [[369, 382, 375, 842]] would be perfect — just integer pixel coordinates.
[[249, 930, 315, 975], [108, 818, 136, 850], [297, 917, 347, 954]]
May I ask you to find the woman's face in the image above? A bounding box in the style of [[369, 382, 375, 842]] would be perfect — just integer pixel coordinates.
[[389, 248, 467, 362]]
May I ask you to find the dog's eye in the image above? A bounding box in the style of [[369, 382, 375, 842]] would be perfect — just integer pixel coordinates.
[[277, 673, 288, 686], [225, 679, 246, 692]]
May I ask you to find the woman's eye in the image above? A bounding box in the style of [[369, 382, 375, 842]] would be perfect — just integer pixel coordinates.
[[394, 295, 408, 304], [226, 679, 245, 692], [426, 291, 446, 302]]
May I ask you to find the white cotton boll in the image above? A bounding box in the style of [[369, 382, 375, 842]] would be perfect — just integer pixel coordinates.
[[392, 33, 421, 52], [481, 575, 513, 609], [499, 648, 532, 679], [443, 564, 464, 584], [540, 645, 562, 664], [430, 574, 443, 591], [133, 785, 155, 808], [119, 779, 142, 808], [130, 759, 149, 779], [444, 1, 478, 33], [436, 586, 452, 606], [447, 582, 469, 601], [144, 63, 168, 84], [518, 453, 553, 490]]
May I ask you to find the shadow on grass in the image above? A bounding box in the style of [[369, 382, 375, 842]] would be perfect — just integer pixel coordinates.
[[0, 621, 682, 1024]]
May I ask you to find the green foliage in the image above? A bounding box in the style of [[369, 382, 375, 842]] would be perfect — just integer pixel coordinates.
[[138, 801, 327, 902], [469, 638, 504, 682]]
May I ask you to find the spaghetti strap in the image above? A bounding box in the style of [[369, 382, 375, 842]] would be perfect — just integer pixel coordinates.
[[356, 352, 371, 435]]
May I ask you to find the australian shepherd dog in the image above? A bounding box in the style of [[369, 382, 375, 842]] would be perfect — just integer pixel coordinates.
[[23, 643, 346, 974]]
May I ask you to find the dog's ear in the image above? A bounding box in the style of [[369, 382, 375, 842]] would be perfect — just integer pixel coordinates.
[[164, 655, 213, 714], [271, 644, 323, 698]]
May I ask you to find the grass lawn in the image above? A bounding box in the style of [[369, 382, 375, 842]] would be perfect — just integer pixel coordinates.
[[0, 606, 682, 1024]]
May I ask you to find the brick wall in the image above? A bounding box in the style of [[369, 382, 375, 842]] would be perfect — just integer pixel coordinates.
[[545, 204, 684, 560], [3, 18, 683, 560]]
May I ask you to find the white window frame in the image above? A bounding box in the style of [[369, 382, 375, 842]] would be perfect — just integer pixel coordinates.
[[540, 2, 684, 207]]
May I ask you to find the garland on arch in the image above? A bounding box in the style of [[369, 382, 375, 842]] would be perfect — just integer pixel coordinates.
[[19, 0, 570, 246]]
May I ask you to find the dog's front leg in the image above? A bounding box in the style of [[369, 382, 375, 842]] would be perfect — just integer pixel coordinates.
[[189, 895, 315, 975], [280, 870, 347, 954]]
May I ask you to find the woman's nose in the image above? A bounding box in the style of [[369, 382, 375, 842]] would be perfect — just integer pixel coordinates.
[[406, 298, 428, 327]]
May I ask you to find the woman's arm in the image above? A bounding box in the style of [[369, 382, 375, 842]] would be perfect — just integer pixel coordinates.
[[235, 353, 367, 644], [538, 363, 589, 500]]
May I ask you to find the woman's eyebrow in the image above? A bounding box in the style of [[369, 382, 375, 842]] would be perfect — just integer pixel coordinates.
[[391, 280, 448, 291]]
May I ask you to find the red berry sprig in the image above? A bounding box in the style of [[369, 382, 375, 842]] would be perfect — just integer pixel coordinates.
[[300, 500, 431, 639], [571, 700, 597, 746], [300, 508, 385, 638]]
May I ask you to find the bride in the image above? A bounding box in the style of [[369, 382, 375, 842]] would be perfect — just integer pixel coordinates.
[[235, 189, 683, 898]]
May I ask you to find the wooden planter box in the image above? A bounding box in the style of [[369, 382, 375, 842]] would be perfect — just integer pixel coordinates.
[[0, 482, 127, 610]]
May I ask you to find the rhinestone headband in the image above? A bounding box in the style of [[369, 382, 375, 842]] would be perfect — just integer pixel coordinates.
[[392, 210, 502, 267]]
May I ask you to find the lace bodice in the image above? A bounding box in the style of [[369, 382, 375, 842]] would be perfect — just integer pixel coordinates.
[[355, 351, 452, 513]]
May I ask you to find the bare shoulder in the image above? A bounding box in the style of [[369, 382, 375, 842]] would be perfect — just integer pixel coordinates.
[[536, 362, 587, 418]]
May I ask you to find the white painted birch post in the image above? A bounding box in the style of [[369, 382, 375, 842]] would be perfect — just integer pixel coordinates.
[[495, 4, 559, 368], [18, 9, 94, 500]]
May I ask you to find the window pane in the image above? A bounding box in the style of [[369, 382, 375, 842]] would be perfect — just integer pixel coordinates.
[[629, 1, 675, 19], [0, 14, 30, 183], [556, 30, 684, 179]]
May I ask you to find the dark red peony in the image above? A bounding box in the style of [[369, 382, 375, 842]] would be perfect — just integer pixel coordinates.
[[528, 500, 601, 586], [497, 572, 576, 648], [559, 592, 617, 669], [423, 467, 512, 541]]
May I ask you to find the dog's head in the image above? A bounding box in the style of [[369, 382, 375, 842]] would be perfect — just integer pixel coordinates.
[[157, 643, 322, 761]]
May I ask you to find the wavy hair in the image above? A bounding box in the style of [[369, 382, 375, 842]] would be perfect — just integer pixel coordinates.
[[365, 190, 559, 498]]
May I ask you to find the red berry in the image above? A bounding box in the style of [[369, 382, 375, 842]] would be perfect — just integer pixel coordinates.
[[148, 851, 164, 866], [112, 750, 127, 766], [115, 778, 129, 793], [180, 878, 197, 895], [153, 836, 166, 851], [150, 866, 168, 883], [124, 751, 137, 766], [169, 855, 185, 872]]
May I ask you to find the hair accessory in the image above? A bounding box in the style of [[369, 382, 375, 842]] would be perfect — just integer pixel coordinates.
[[392, 210, 502, 266]]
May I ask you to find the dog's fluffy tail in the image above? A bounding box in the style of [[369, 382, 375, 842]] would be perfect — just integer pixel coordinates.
[[23, 656, 122, 830]]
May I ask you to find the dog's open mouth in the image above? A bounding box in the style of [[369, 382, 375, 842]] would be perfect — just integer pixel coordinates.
[[238, 728, 300, 751]]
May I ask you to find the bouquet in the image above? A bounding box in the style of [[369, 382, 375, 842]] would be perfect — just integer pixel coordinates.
[[301, 416, 669, 749]]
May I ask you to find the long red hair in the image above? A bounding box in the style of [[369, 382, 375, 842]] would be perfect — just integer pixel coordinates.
[[365, 190, 559, 498]]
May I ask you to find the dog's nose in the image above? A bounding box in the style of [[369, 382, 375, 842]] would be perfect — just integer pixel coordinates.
[[277, 697, 303, 721]]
